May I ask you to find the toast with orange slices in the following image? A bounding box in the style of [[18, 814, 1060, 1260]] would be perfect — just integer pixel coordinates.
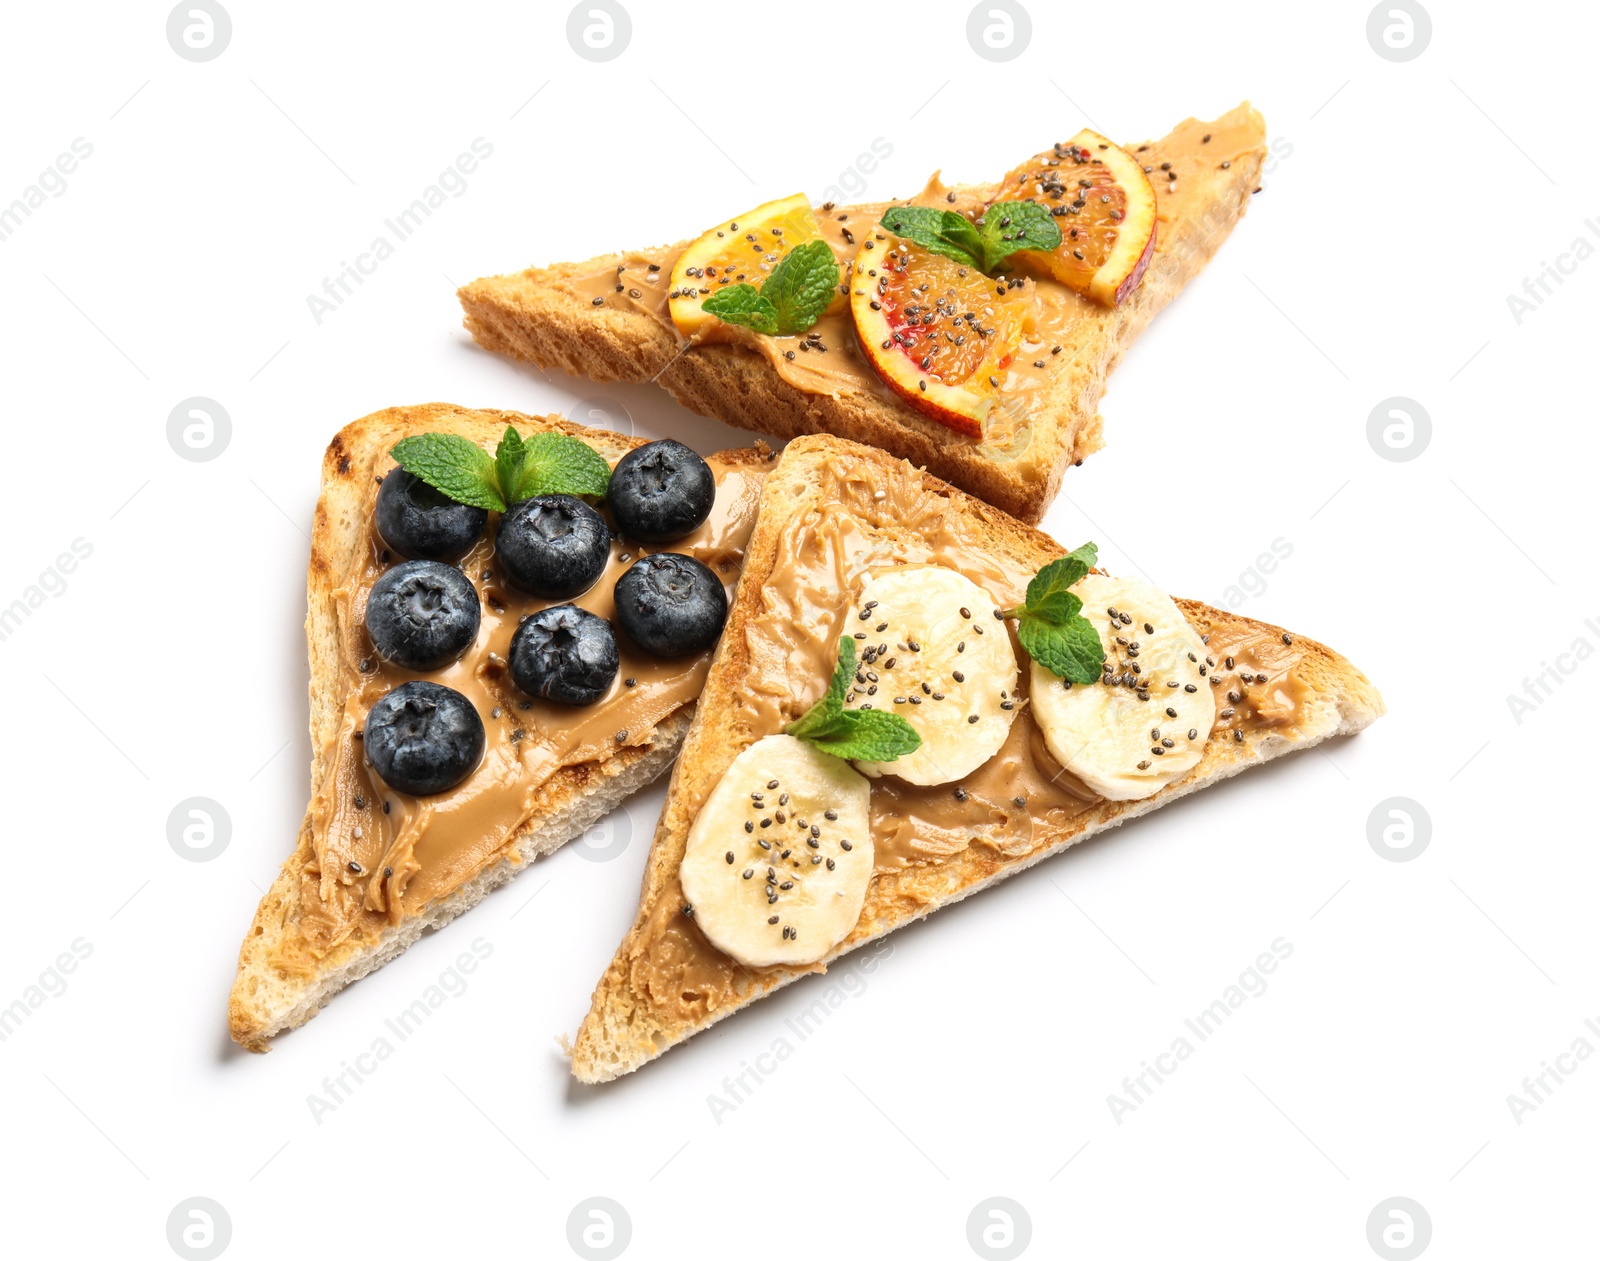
[[461, 103, 1266, 524], [568, 434, 1382, 1082]]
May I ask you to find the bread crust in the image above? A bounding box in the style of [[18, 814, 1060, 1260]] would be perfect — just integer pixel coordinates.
[[569, 434, 1384, 1082], [228, 404, 769, 1051], [459, 104, 1267, 523]]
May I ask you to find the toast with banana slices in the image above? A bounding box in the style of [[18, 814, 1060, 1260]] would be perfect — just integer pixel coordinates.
[[569, 434, 1382, 1082], [229, 404, 770, 1050], [459, 103, 1266, 524]]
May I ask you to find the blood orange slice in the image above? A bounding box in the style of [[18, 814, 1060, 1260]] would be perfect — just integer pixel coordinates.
[[996, 129, 1156, 306], [849, 236, 1029, 439], [669, 194, 833, 336]]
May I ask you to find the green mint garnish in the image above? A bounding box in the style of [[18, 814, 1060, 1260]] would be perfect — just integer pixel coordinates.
[[390, 427, 611, 512], [507, 431, 612, 500], [785, 638, 922, 762], [1001, 542, 1106, 684], [698, 283, 780, 336], [875, 206, 985, 269], [701, 238, 839, 337], [878, 200, 1061, 275], [387, 433, 504, 511]]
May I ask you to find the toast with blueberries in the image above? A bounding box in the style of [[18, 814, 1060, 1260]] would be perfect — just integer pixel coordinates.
[[569, 434, 1382, 1082], [229, 403, 771, 1050], [459, 103, 1266, 524]]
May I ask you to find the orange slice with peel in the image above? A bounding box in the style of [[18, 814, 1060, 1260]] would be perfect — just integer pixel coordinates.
[[849, 237, 1029, 439], [669, 193, 833, 336], [996, 129, 1156, 306]]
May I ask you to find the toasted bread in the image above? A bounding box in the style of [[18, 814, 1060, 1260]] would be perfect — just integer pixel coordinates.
[[570, 434, 1383, 1082], [459, 104, 1266, 524], [229, 404, 769, 1050]]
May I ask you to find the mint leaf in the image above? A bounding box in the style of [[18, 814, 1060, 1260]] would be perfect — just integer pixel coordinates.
[[976, 200, 1062, 270], [785, 639, 921, 763], [880, 201, 1063, 274], [1022, 543, 1098, 618], [805, 708, 923, 762], [390, 434, 504, 512], [702, 239, 839, 337], [702, 284, 780, 336], [785, 638, 856, 742], [877, 205, 984, 269], [1018, 613, 1105, 684], [494, 426, 526, 503], [1003, 542, 1106, 684], [391, 429, 612, 509], [510, 432, 613, 500], [759, 239, 839, 335]]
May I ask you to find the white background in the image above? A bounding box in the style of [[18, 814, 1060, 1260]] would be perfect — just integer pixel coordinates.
[[1, 1, 1594, 1257]]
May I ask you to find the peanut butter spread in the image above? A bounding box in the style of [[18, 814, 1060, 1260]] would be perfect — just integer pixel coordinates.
[[278, 458, 764, 969], [559, 112, 1262, 463], [626, 450, 1308, 1021]]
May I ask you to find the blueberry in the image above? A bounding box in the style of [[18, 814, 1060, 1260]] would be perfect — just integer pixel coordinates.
[[606, 440, 715, 543], [613, 553, 728, 658], [364, 560, 481, 670], [375, 470, 487, 562], [496, 495, 611, 599], [364, 681, 484, 795], [510, 605, 619, 705]]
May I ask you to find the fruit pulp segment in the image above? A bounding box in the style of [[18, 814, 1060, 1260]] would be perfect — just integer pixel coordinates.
[[694, 206, 818, 290], [874, 244, 1025, 389], [1009, 143, 1127, 286]]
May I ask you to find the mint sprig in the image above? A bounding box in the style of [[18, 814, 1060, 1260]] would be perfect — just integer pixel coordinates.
[[390, 427, 611, 512], [701, 238, 839, 337], [1001, 542, 1106, 684], [876, 206, 984, 268], [785, 638, 922, 762], [506, 431, 612, 499], [878, 200, 1062, 275]]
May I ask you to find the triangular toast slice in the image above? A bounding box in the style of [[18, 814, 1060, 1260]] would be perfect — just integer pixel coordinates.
[[229, 404, 770, 1049], [570, 434, 1382, 1081], [459, 103, 1265, 524]]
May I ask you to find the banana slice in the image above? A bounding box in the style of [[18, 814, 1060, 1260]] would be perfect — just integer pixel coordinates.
[[845, 566, 1019, 786], [680, 734, 872, 968], [1030, 574, 1217, 801]]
